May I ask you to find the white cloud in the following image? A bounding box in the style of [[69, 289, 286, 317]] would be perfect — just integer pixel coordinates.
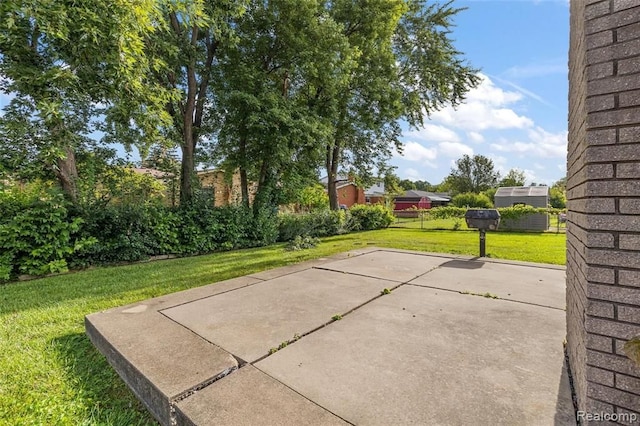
[[438, 142, 473, 158], [401, 141, 438, 163], [430, 74, 534, 131], [468, 131, 484, 143], [404, 168, 425, 180], [490, 127, 568, 158], [405, 124, 460, 143], [504, 62, 567, 80]]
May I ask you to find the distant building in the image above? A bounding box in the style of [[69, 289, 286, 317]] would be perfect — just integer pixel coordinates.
[[494, 186, 549, 231], [197, 169, 256, 207], [320, 175, 386, 208], [393, 190, 451, 211]]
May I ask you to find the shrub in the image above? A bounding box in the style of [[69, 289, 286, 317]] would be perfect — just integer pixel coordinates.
[[347, 204, 394, 231], [0, 183, 95, 280], [452, 192, 493, 208], [278, 210, 346, 241], [71, 203, 180, 265]]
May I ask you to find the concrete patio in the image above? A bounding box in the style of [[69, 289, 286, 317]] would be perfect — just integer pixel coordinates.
[[85, 247, 576, 425]]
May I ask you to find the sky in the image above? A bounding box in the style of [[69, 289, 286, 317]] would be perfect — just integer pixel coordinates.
[[393, 0, 570, 186], [0, 0, 569, 186]]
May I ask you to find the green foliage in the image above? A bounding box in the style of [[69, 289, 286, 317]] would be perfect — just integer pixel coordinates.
[[451, 192, 493, 208], [623, 337, 640, 367], [278, 210, 347, 242], [549, 186, 566, 209], [71, 203, 180, 265], [499, 169, 526, 187], [296, 184, 330, 212], [446, 154, 500, 195], [347, 204, 395, 231], [285, 235, 320, 251], [424, 206, 467, 220], [0, 182, 95, 280]]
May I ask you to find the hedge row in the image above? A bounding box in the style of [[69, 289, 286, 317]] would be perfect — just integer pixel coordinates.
[[0, 185, 394, 282]]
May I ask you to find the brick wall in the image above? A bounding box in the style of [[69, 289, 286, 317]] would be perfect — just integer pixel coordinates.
[[567, 0, 640, 420]]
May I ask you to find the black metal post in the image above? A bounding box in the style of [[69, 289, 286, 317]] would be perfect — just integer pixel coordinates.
[[479, 229, 486, 257]]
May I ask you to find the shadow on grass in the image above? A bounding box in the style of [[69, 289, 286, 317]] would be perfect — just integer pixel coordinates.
[[1, 248, 295, 314], [52, 332, 156, 425]]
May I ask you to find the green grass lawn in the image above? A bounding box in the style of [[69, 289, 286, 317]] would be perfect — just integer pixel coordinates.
[[0, 228, 566, 425]]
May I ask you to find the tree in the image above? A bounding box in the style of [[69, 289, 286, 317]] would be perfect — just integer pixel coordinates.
[[399, 179, 416, 191], [0, 0, 166, 201], [321, 0, 479, 209], [446, 154, 500, 195], [212, 0, 338, 210], [549, 176, 567, 209], [499, 168, 526, 187]]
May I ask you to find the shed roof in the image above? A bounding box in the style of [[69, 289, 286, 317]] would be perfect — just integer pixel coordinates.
[[495, 186, 549, 197]]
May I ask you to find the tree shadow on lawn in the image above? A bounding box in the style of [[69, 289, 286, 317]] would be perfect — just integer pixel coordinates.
[[1, 251, 295, 314], [52, 332, 156, 425]]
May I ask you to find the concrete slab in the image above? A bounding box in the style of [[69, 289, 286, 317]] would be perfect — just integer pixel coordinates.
[[257, 285, 574, 425], [86, 249, 574, 425], [86, 312, 238, 426], [174, 365, 348, 425], [410, 258, 566, 310], [162, 268, 391, 362], [316, 250, 449, 282]]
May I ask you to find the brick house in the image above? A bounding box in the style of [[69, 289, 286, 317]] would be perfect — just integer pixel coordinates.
[[320, 175, 386, 208], [197, 169, 256, 207]]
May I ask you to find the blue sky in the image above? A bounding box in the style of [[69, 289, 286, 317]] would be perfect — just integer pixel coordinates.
[[0, 0, 569, 186], [393, 0, 569, 186]]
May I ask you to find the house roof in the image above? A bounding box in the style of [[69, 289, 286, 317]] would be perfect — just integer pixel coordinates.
[[320, 175, 385, 195], [495, 186, 549, 197], [395, 190, 451, 202]]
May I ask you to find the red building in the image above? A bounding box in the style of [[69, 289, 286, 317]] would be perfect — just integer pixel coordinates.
[[393, 190, 451, 214]]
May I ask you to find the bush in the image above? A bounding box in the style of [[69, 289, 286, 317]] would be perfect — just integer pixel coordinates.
[[71, 203, 180, 265], [452, 192, 493, 208], [278, 210, 346, 241], [347, 204, 394, 231], [0, 183, 95, 280]]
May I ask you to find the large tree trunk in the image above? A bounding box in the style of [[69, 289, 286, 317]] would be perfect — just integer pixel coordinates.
[[180, 136, 195, 205], [54, 146, 79, 202], [326, 141, 341, 210]]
